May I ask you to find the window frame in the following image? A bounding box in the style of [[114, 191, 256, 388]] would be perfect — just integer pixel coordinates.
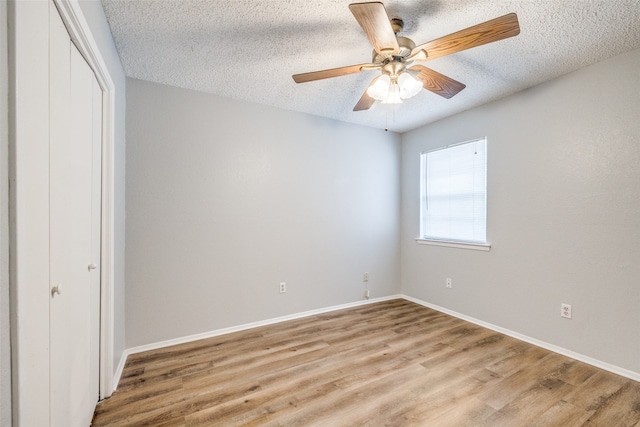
[[417, 137, 491, 251]]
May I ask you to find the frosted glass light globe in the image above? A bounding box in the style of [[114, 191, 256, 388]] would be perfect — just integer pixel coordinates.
[[398, 72, 423, 99]]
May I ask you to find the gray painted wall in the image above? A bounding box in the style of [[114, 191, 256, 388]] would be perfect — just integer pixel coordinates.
[[76, 0, 127, 374], [1, 0, 11, 423], [125, 78, 401, 347], [401, 47, 640, 374]]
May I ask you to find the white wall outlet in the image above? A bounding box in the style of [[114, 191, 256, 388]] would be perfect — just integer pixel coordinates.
[[446, 278, 452, 289], [561, 303, 572, 319], [279, 282, 286, 294], [363, 272, 369, 282]]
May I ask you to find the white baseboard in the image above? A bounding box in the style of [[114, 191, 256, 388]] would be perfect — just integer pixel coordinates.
[[113, 295, 401, 389], [402, 294, 640, 383], [112, 352, 127, 394], [112, 293, 639, 390]]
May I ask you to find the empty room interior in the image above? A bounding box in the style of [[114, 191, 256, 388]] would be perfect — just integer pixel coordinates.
[[2, 0, 640, 425]]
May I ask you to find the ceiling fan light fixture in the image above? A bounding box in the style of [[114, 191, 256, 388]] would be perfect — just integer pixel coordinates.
[[398, 71, 422, 99], [367, 74, 391, 101], [381, 82, 402, 104]]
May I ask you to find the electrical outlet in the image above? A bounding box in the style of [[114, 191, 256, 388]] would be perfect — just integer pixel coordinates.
[[446, 278, 452, 289], [279, 282, 286, 294], [363, 272, 369, 282], [561, 303, 572, 319]]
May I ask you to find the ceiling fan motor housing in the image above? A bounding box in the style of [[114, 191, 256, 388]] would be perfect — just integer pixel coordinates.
[[372, 35, 416, 64]]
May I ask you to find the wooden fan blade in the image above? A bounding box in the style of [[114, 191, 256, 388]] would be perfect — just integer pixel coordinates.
[[349, 2, 399, 55], [411, 13, 520, 61], [410, 65, 466, 99], [353, 76, 379, 111], [292, 64, 370, 83]]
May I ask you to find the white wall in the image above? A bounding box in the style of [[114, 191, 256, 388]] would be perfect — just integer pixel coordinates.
[[125, 78, 401, 347], [76, 0, 127, 375], [401, 48, 640, 375], [1, 0, 11, 423]]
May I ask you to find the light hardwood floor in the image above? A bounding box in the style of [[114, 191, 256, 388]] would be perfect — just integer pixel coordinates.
[[92, 299, 640, 426]]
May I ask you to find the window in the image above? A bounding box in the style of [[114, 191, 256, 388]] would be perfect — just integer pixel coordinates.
[[419, 137, 489, 249]]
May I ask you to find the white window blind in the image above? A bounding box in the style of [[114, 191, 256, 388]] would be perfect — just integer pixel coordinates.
[[420, 138, 487, 244]]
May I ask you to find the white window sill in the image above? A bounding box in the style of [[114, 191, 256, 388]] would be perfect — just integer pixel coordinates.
[[415, 238, 491, 251]]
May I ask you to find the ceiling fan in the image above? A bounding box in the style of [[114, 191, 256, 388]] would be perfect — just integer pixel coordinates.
[[292, 2, 520, 111]]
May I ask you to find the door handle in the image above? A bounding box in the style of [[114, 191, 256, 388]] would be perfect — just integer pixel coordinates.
[[51, 284, 62, 297], [88, 263, 97, 271]]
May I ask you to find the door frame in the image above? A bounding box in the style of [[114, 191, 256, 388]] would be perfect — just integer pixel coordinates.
[[8, 1, 116, 423]]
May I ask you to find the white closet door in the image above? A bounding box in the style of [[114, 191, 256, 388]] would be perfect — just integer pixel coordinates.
[[89, 73, 103, 402], [49, 2, 101, 425], [49, 9, 75, 427]]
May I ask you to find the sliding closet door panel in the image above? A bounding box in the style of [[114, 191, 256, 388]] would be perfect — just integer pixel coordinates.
[[89, 77, 103, 400], [12, 1, 53, 424], [49, 5, 98, 424], [48, 5, 72, 425]]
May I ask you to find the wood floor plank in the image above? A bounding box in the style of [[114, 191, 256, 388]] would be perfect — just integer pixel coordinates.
[[475, 352, 572, 410], [482, 377, 574, 426], [581, 381, 640, 426], [256, 364, 433, 427], [356, 367, 500, 426], [531, 400, 595, 427], [92, 299, 639, 426], [563, 369, 631, 411]]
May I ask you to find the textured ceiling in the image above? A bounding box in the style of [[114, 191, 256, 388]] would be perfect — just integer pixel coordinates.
[[102, 0, 640, 133]]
